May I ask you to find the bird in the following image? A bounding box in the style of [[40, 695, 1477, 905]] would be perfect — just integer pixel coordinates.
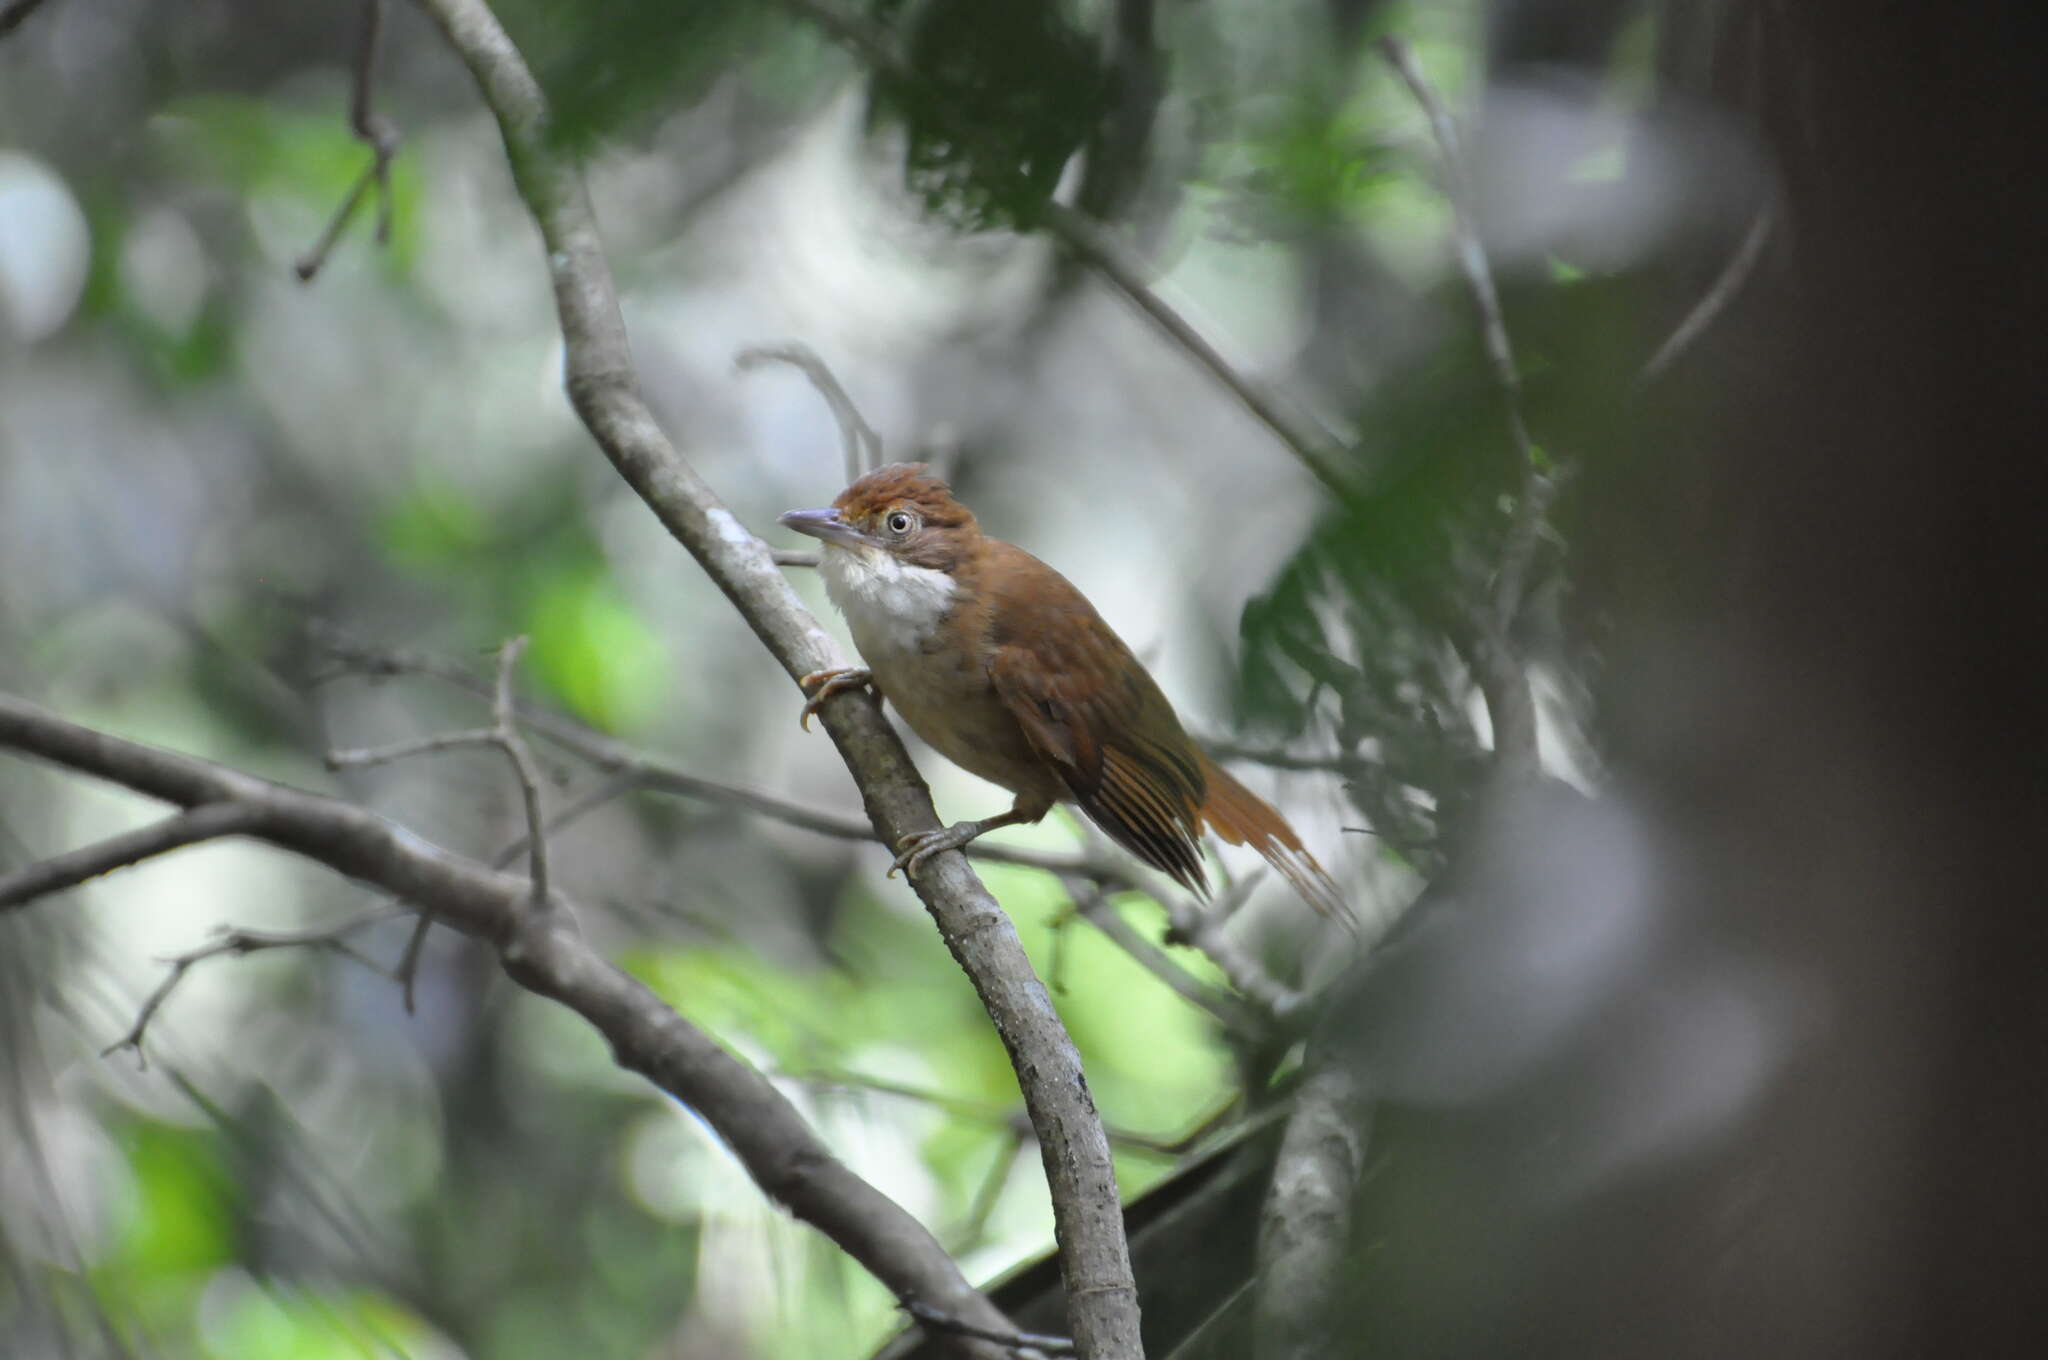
[[778, 462, 1348, 923]]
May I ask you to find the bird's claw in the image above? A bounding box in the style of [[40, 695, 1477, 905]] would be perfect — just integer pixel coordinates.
[[889, 824, 974, 879], [797, 667, 872, 731]]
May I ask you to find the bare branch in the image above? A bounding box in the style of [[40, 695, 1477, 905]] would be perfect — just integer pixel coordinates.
[[486, 636, 550, 905], [1380, 36, 1544, 778], [738, 343, 884, 481], [1, 802, 268, 912], [316, 634, 1130, 882], [403, 2, 1140, 1349], [297, 0, 402, 282], [1039, 203, 1355, 497], [1378, 38, 1538, 537], [102, 908, 404, 1067], [1640, 203, 1776, 384], [1155, 881, 1310, 1021], [1204, 739, 1363, 777], [0, 691, 1014, 1356], [792, 1067, 1185, 1158], [326, 728, 500, 770], [901, 1301, 1077, 1359], [1069, 882, 1270, 1035], [1255, 1060, 1370, 1360], [776, 0, 1354, 499], [333, 637, 552, 1010]]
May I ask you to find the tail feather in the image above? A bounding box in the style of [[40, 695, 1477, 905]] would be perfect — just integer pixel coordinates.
[[1196, 753, 1354, 927]]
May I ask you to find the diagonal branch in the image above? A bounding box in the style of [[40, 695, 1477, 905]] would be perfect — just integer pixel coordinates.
[[1039, 203, 1354, 497], [0, 802, 268, 911], [296, 0, 403, 282], [1640, 203, 1775, 384], [777, 0, 1355, 499], [316, 634, 1133, 883], [0, 691, 1015, 1359], [1380, 36, 1544, 778], [1068, 880, 1270, 1036], [405, 3, 1140, 1352], [102, 908, 404, 1068], [485, 636, 550, 904], [902, 1300, 1077, 1358]]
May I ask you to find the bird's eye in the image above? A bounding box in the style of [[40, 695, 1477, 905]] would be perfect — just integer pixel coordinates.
[[886, 511, 915, 535]]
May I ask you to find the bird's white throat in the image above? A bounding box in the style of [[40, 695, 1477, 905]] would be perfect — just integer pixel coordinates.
[[819, 544, 958, 656]]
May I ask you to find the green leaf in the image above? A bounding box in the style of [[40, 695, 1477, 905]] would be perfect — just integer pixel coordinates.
[[527, 568, 669, 731], [869, 0, 1104, 231]]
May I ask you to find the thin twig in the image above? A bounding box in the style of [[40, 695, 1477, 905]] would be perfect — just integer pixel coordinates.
[[774, 548, 822, 569], [326, 637, 550, 893], [1156, 878, 1310, 1021], [487, 637, 550, 904], [1068, 881, 1270, 1035], [793, 1067, 1186, 1157], [393, 906, 433, 1015], [102, 908, 405, 1067], [901, 1300, 1077, 1358], [0, 0, 56, 37], [957, 1128, 1027, 1249], [337, 637, 552, 1009], [1380, 36, 1544, 777], [1640, 203, 1776, 384], [296, 0, 401, 281], [315, 633, 1131, 883], [1040, 203, 1355, 497], [1204, 739, 1364, 777], [737, 343, 884, 482], [777, 0, 1354, 498], [326, 728, 501, 770], [0, 802, 268, 911]]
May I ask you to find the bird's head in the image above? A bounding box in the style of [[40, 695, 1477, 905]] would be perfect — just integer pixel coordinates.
[[778, 463, 981, 573]]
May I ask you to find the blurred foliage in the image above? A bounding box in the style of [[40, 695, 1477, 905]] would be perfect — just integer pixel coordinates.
[[497, 0, 797, 149], [870, 0, 1104, 230]]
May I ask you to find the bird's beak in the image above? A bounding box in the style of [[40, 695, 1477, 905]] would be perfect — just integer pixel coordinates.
[[777, 506, 871, 550]]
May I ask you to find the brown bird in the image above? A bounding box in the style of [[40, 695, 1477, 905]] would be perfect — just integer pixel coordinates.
[[779, 463, 1348, 922]]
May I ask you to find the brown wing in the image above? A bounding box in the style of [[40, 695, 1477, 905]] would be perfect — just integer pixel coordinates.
[[977, 543, 1211, 894]]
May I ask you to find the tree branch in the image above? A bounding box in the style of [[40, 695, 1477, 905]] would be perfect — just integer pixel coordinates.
[[0, 802, 268, 911], [296, 0, 402, 282], [102, 908, 404, 1067], [0, 692, 1016, 1359], [1255, 1059, 1370, 1360], [405, 3, 1141, 1351], [777, 0, 1355, 499], [1068, 881, 1270, 1036], [1640, 202, 1775, 384], [1380, 37, 1544, 778], [315, 634, 1134, 883], [902, 1300, 1077, 1358], [737, 343, 884, 482], [1039, 203, 1355, 497]]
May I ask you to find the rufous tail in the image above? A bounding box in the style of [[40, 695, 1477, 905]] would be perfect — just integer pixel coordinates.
[[1196, 753, 1353, 927]]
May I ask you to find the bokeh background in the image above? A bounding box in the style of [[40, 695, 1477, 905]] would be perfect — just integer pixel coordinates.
[[5, 1, 2039, 1357]]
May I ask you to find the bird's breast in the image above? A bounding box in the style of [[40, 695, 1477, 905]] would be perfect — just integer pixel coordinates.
[[819, 546, 1062, 801]]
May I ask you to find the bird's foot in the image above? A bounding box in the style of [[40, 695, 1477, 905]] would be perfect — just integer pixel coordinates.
[[889, 821, 989, 879], [797, 667, 872, 731]]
